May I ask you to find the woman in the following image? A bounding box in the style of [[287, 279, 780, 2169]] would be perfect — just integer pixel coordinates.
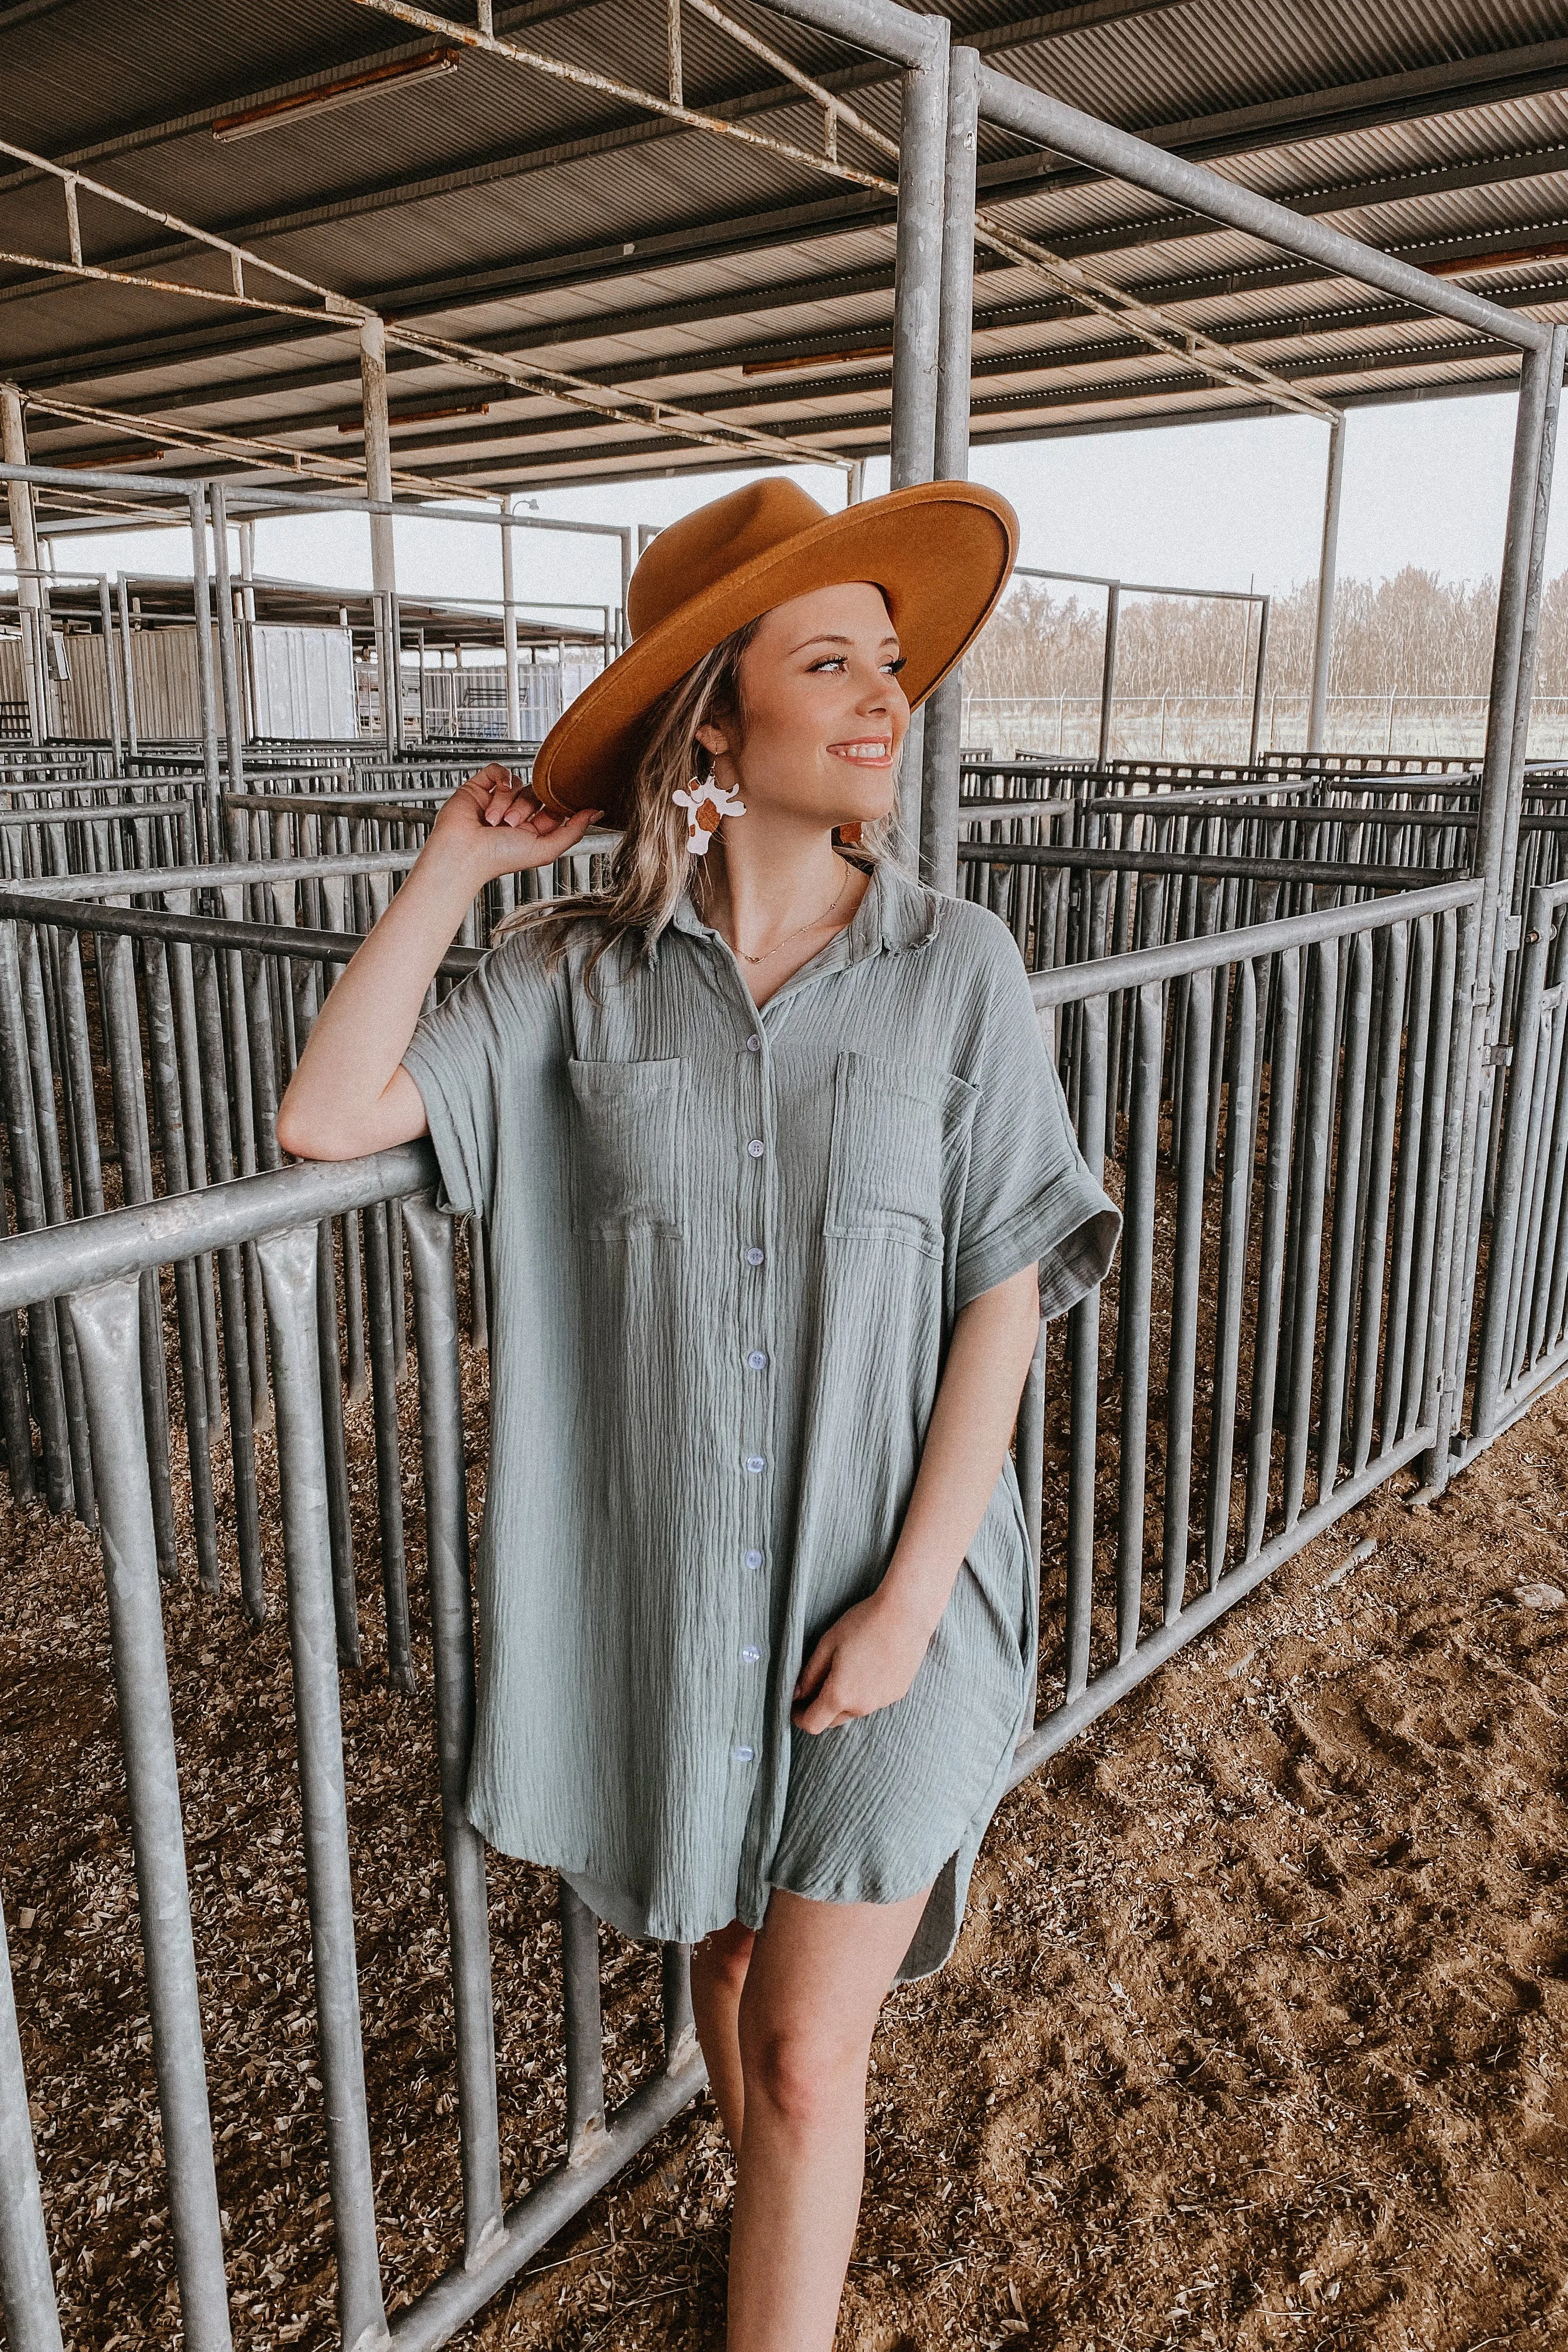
[[278, 477, 1119, 2348]]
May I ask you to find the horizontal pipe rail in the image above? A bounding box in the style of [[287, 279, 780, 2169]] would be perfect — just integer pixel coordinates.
[[974, 65, 1552, 354], [1031, 874, 1480, 1009], [0, 1143, 435, 1312]]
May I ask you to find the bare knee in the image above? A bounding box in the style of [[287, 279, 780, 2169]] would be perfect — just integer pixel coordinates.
[[695, 1919, 755, 2000], [738, 2011, 867, 2134]]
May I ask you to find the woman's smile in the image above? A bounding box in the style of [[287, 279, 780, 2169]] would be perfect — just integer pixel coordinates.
[[828, 737, 895, 766]]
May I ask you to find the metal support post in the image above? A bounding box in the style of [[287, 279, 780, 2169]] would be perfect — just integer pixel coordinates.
[[619, 528, 634, 654], [187, 487, 220, 860], [846, 460, 866, 506], [237, 516, 259, 738], [116, 575, 140, 761], [96, 575, 123, 770], [888, 27, 949, 871], [1248, 594, 1272, 766], [208, 484, 247, 837], [500, 496, 521, 743], [1097, 583, 1121, 766], [919, 43, 979, 895], [1430, 326, 1564, 1481], [2, 391, 48, 744], [1307, 414, 1345, 756], [888, 33, 947, 491], [360, 314, 400, 751]]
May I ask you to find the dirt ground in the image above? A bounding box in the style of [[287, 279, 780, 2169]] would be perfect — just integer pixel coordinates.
[[2, 1343, 1566, 2350]]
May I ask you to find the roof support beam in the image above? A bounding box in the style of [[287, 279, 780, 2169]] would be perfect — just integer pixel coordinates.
[[9, 26, 1568, 307], [975, 60, 1553, 352]]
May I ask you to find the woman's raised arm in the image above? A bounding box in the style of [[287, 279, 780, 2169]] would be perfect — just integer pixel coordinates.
[[276, 762, 600, 1161]]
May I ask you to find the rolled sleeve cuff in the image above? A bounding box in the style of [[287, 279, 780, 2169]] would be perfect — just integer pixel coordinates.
[[400, 1030, 480, 1220], [954, 1167, 1121, 1321]]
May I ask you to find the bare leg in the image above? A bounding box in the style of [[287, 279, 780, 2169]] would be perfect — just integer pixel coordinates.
[[727, 1882, 930, 2352], [691, 1917, 755, 2151]]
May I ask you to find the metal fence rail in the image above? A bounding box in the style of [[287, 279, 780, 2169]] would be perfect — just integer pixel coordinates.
[[1013, 874, 1479, 1772], [0, 1147, 706, 2352], [0, 872, 1488, 2351]]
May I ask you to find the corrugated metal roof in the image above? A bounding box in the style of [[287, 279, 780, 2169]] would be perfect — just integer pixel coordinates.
[[5, 0, 1568, 510]]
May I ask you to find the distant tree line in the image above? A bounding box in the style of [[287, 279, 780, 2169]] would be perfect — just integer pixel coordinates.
[[967, 568, 1568, 703]]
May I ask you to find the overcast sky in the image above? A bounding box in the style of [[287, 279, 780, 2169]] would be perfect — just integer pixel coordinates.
[[16, 386, 1568, 625]]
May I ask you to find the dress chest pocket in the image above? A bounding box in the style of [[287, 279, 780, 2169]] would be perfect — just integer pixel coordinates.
[[567, 1056, 685, 1236], [822, 1049, 978, 1258]]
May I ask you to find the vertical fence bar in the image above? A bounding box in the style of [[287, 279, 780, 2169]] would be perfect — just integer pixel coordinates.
[[1244, 949, 1302, 1558], [0, 1892, 62, 2352], [1064, 993, 1107, 1698], [402, 1198, 505, 2271], [0, 923, 72, 1512], [1203, 956, 1256, 1582], [660, 1944, 697, 2072], [192, 946, 265, 1615], [100, 933, 178, 1577], [142, 939, 220, 1592], [1114, 982, 1161, 1657], [1280, 939, 1339, 1528], [16, 924, 94, 1524], [65, 1278, 233, 2352], [254, 1225, 390, 2352], [559, 1885, 606, 2164], [1349, 925, 1408, 1472], [1316, 929, 1373, 1493], [1161, 965, 1213, 1615], [1378, 916, 1433, 1444], [316, 1216, 362, 1668], [361, 1200, 413, 1691]]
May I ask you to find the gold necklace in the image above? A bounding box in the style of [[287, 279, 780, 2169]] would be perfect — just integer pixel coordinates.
[[719, 860, 852, 965]]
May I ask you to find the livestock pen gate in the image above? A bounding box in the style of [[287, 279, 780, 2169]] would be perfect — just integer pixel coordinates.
[[3, 0, 1568, 2347]]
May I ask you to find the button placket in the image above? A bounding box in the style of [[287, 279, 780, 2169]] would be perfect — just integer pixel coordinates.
[[734, 1021, 772, 1763]]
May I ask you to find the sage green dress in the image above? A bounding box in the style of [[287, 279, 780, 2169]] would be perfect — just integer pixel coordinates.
[[401, 858, 1118, 1980]]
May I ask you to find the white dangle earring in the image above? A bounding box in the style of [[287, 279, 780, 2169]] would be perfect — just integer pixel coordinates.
[[671, 773, 746, 855]]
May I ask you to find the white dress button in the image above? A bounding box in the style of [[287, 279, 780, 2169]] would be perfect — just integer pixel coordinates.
[[746, 1138, 765, 1158], [746, 1033, 762, 1052], [733, 1744, 755, 1763], [743, 1548, 764, 1569], [744, 1453, 765, 1474], [746, 1349, 768, 1371], [746, 1247, 765, 1266], [741, 1644, 761, 1664]]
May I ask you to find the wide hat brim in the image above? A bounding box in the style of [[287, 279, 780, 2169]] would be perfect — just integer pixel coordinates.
[[530, 479, 1018, 821]]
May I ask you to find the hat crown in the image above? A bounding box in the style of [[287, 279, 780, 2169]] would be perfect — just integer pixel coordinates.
[[626, 478, 832, 639]]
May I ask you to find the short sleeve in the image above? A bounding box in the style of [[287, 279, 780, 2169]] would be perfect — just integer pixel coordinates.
[[401, 944, 547, 1220], [953, 939, 1121, 1320]]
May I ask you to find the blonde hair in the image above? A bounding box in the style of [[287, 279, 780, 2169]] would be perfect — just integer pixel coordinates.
[[496, 614, 902, 988]]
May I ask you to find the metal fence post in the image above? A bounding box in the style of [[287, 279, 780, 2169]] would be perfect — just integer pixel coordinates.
[[254, 1225, 391, 2352], [401, 1197, 505, 2273], [65, 1277, 233, 2352], [1433, 326, 1564, 1475]]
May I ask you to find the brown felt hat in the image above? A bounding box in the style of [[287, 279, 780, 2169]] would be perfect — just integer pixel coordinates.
[[529, 476, 1019, 822]]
